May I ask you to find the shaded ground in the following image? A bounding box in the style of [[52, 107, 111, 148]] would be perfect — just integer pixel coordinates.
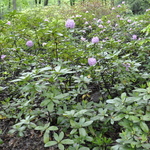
[[0, 119, 57, 150]]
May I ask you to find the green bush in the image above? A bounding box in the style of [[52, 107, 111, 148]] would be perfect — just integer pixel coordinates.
[[0, 1, 150, 149], [116, 0, 150, 14]]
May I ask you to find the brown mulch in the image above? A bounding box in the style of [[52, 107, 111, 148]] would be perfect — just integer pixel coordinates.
[[0, 119, 58, 150]]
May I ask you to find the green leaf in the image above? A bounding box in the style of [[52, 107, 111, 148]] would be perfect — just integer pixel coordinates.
[[0, 138, 3, 144], [58, 143, 64, 150], [47, 101, 54, 112], [44, 141, 57, 147], [86, 136, 93, 142], [48, 126, 58, 131], [35, 126, 45, 131], [142, 143, 150, 149], [61, 139, 74, 144], [133, 88, 147, 93], [106, 99, 115, 104], [43, 131, 50, 144], [111, 144, 121, 150], [74, 109, 88, 117], [140, 122, 149, 133], [44, 123, 50, 129], [113, 114, 125, 121], [79, 117, 85, 124], [91, 115, 101, 121], [55, 65, 61, 72], [82, 120, 93, 127], [121, 92, 126, 100], [54, 93, 69, 100], [141, 114, 150, 121], [63, 110, 75, 117], [93, 148, 99, 150], [40, 99, 50, 106], [39, 66, 52, 72], [143, 94, 150, 100], [0, 86, 5, 91], [79, 147, 90, 150], [54, 132, 59, 141], [59, 131, 64, 141], [70, 129, 77, 134], [79, 128, 87, 136], [70, 120, 79, 128], [129, 116, 140, 123]]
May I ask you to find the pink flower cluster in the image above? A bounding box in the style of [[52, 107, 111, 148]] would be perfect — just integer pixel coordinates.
[[26, 41, 34, 47], [65, 19, 75, 29], [1, 55, 6, 60], [91, 37, 99, 43], [88, 58, 97, 66]]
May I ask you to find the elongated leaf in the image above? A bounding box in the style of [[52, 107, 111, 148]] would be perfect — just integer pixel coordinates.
[[111, 144, 121, 150], [79, 117, 85, 124], [121, 92, 126, 100], [0, 138, 3, 144], [106, 99, 115, 104], [47, 101, 54, 112], [113, 114, 125, 121], [43, 131, 49, 143], [55, 65, 61, 72], [79, 128, 87, 136], [48, 126, 58, 131], [129, 116, 140, 123], [86, 136, 93, 142], [140, 122, 149, 133], [79, 147, 90, 150], [70, 129, 77, 134], [44, 141, 57, 147], [40, 99, 50, 106], [35, 126, 45, 131], [54, 93, 69, 100], [133, 88, 147, 93], [70, 120, 79, 128], [39, 66, 52, 72], [82, 120, 93, 127], [141, 114, 150, 121], [142, 143, 150, 149], [58, 143, 64, 150], [54, 132, 59, 141], [59, 131, 64, 141], [61, 139, 74, 144], [74, 109, 88, 117]]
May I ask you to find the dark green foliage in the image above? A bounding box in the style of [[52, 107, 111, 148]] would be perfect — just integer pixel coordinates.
[[0, 1, 150, 150], [116, 0, 150, 14]]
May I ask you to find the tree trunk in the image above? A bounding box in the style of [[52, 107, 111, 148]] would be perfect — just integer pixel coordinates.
[[0, 4, 4, 19], [58, 0, 61, 6], [35, 0, 37, 5], [8, 0, 11, 9], [12, 0, 17, 10], [70, 0, 75, 6], [35, 0, 42, 5], [44, 0, 49, 6], [111, 0, 114, 6], [39, 0, 42, 4]]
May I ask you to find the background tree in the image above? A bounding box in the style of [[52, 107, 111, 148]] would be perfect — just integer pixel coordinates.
[[12, 0, 17, 10], [111, 0, 114, 6], [116, 0, 150, 14], [35, 0, 42, 5], [70, 0, 75, 6], [8, 0, 11, 9], [57, 0, 61, 6], [44, 0, 49, 6]]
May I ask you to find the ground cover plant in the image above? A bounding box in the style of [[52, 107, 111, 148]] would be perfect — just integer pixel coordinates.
[[0, 1, 150, 150]]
